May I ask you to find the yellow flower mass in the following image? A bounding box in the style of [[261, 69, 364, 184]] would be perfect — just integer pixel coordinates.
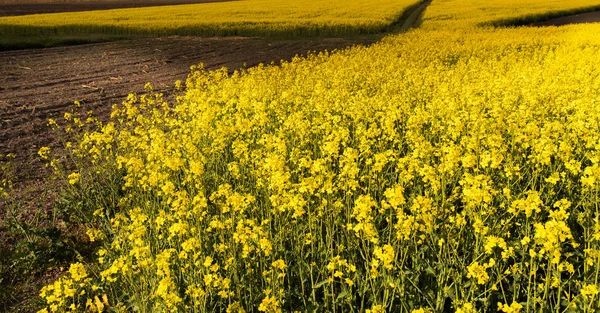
[[0, 0, 421, 40], [37, 0, 600, 312]]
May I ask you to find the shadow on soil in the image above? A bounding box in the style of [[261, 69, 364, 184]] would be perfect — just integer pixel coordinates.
[[486, 5, 600, 27], [0, 176, 99, 312]]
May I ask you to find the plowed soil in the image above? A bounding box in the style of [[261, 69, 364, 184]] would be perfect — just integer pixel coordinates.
[[0, 0, 232, 17], [0, 35, 372, 195]]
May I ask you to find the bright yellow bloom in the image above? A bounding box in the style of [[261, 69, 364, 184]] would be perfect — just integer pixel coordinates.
[[498, 302, 523, 313], [38, 147, 51, 159], [67, 172, 80, 185], [467, 262, 489, 285], [581, 284, 599, 299]]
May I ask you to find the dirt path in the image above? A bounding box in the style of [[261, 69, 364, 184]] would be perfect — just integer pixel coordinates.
[[532, 10, 600, 26], [0, 0, 232, 17], [391, 0, 431, 32]]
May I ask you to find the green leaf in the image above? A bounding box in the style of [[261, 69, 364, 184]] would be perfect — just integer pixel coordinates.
[[314, 279, 329, 289], [336, 290, 349, 301]]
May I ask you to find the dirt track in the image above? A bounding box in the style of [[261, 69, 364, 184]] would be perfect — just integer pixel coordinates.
[[0, 36, 373, 191], [532, 10, 600, 26], [0, 0, 232, 17]]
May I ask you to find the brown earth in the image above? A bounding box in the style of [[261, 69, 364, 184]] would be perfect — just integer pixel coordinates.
[[532, 10, 600, 26], [0, 0, 233, 17], [0, 35, 373, 195]]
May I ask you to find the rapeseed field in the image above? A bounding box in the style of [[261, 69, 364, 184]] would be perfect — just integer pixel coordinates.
[[34, 0, 600, 312], [0, 0, 420, 38]]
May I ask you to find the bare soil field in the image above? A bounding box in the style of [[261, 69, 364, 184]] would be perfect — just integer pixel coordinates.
[[0, 0, 232, 17], [532, 10, 600, 26], [0, 35, 372, 192]]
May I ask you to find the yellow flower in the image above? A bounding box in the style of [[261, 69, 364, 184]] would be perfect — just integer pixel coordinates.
[[484, 236, 507, 254], [467, 261, 489, 285], [581, 284, 599, 299], [271, 259, 287, 270], [456, 303, 476, 313], [508, 191, 543, 218], [373, 244, 395, 270], [227, 302, 246, 313], [258, 296, 281, 313], [498, 302, 523, 313], [68, 263, 87, 282], [67, 172, 80, 185], [366, 305, 385, 313], [38, 147, 51, 159], [94, 296, 105, 312]]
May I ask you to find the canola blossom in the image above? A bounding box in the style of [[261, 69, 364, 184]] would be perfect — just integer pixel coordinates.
[[0, 0, 420, 39], [38, 0, 600, 312]]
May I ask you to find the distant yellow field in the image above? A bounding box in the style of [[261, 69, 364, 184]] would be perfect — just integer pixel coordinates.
[[421, 0, 600, 28], [0, 0, 421, 38]]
